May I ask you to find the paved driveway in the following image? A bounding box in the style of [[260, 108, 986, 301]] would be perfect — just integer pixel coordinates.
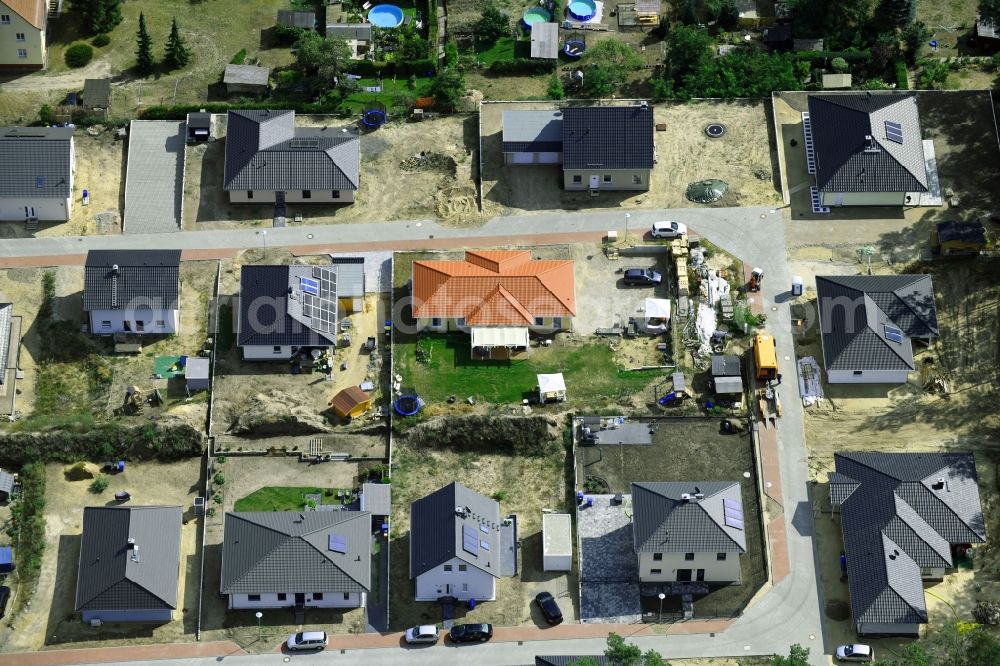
[[578, 494, 641, 624]]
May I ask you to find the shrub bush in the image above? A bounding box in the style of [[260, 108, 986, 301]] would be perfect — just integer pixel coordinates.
[[91, 34, 111, 48], [488, 58, 556, 75], [89, 475, 109, 493], [230, 49, 247, 65], [831, 57, 849, 73], [10, 463, 46, 608], [214, 472, 226, 485], [65, 42, 94, 68], [0, 422, 203, 467], [895, 60, 909, 89]]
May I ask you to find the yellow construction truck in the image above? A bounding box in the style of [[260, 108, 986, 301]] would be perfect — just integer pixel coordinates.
[[753, 333, 778, 381]]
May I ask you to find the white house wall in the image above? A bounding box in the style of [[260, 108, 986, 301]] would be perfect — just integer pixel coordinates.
[[89, 309, 178, 335], [827, 369, 909, 384], [414, 557, 496, 601], [241, 344, 295, 360], [229, 190, 355, 204], [638, 551, 741, 584], [0, 196, 71, 222], [228, 591, 364, 610]]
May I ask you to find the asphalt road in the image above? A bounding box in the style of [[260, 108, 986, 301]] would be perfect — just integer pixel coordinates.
[[1, 205, 828, 665]]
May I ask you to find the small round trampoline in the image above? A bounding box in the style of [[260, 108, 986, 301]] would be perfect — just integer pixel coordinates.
[[522, 7, 551, 29], [568, 0, 597, 21], [394, 394, 424, 416], [362, 108, 387, 128], [705, 123, 726, 138], [368, 4, 404, 28], [563, 39, 586, 58]]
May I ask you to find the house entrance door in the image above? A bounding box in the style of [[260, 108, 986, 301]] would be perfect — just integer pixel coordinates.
[[295, 593, 305, 605], [677, 569, 692, 582]]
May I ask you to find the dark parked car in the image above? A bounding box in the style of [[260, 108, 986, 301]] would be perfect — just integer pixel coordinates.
[[0, 586, 11, 619], [623, 268, 662, 286], [448, 623, 493, 643], [534, 591, 564, 625]]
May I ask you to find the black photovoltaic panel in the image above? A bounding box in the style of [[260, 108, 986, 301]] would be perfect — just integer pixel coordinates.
[[885, 121, 903, 144], [302, 267, 337, 333], [462, 525, 479, 556]]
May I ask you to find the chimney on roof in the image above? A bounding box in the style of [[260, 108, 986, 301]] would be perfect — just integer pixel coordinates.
[[680, 493, 692, 503], [932, 477, 945, 490], [112, 264, 119, 274], [455, 506, 469, 519]]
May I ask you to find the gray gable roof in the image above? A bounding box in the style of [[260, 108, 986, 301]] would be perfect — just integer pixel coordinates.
[[220, 511, 371, 595], [224, 64, 270, 86], [816, 275, 938, 373], [224, 110, 360, 193], [561, 106, 654, 171], [75, 506, 182, 612], [0, 126, 74, 199], [83, 79, 111, 108], [830, 452, 986, 629], [502, 110, 563, 153], [237, 264, 340, 347], [326, 23, 372, 41], [631, 482, 747, 554], [808, 93, 928, 194], [410, 482, 502, 578], [277, 10, 315, 28], [83, 250, 181, 312]]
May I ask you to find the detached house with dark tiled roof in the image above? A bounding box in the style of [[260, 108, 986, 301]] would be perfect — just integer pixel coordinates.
[[411, 250, 575, 357], [75, 506, 182, 623], [0, 126, 74, 222], [830, 452, 986, 637], [410, 482, 516, 602], [808, 93, 932, 207], [84, 250, 181, 336], [224, 110, 360, 205], [501, 105, 654, 191], [816, 275, 939, 384], [220, 511, 371, 610], [237, 259, 364, 360], [631, 482, 747, 586]]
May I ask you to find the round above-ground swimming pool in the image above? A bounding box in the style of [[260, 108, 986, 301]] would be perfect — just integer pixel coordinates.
[[562, 39, 586, 58], [521, 7, 551, 29], [368, 4, 404, 28], [568, 0, 597, 21], [362, 108, 387, 128]]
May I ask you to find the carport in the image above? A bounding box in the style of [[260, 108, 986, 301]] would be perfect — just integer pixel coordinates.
[[123, 121, 186, 234]]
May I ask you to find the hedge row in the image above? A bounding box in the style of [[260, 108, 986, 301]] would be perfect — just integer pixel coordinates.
[[10, 463, 45, 609], [0, 422, 204, 467], [427, 0, 439, 67], [408, 415, 558, 457], [488, 58, 557, 75], [895, 60, 909, 89], [796, 50, 872, 62], [141, 100, 343, 119], [346, 58, 437, 77]]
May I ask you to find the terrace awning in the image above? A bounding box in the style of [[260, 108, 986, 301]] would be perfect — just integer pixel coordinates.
[[471, 326, 529, 348]]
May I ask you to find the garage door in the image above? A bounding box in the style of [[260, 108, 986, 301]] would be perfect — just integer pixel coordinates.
[[510, 153, 535, 164], [535, 152, 560, 164]]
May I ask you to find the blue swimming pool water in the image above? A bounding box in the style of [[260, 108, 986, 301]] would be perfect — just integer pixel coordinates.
[[368, 4, 404, 28]]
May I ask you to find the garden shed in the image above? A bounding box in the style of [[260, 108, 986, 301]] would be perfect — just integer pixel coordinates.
[[185, 357, 209, 391], [542, 513, 573, 571], [224, 65, 270, 95], [531, 22, 559, 59], [83, 78, 111, 110], [330, 385, 373, 419]]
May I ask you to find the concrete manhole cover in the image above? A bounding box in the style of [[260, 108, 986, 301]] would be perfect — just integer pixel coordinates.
[[705, 123, 726, 138], [826, 599, 850, 621]]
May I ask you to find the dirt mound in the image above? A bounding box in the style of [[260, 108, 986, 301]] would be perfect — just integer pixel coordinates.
[[226, 389, 331, 436], [399, 151, 457, 172]]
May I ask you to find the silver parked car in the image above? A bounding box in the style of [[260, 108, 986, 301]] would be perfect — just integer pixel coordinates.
[[287, 630, 328, 651], [404, 624, 440, 644], [836, 644, 874, 662]]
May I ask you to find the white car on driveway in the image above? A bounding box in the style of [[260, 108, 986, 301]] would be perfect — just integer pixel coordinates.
[[404, 625, 440, 644], [835, 644, 874, 662], [650, 221, 687, 238]]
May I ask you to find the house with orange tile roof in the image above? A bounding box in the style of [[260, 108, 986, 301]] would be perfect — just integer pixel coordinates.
[[0, 0, 47, 70], [411, 250, 575, 358]]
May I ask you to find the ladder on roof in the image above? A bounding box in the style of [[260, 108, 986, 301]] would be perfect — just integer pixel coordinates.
[[809, 186, 830, 214], [111, 274, 118, 308], [801, 111, 817, 175]]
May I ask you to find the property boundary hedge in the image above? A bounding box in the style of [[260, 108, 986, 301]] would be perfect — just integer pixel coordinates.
[[9, 463, 45, 610], [795, 50, 871, 62], [895, 60, 909, 89], [0, 422, 204, 467], [489, 58, 557, 75], [346, 58, 437, 77]]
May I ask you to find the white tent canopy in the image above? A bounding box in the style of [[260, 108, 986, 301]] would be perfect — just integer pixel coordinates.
[[471, 326, 529, 348], [538, 373, 566, 401], [644, 298, 671, 320]]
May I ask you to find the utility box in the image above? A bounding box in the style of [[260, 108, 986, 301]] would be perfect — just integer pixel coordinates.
[[542, 513, 573, 572], [791, 276, 803, 296]]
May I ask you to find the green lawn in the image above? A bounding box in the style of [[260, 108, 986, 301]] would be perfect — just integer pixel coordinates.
[[234, 486, 344, 512], [471, 37, 529, 65], [341, 76, 435, 114], [395, 334, 660, 404]]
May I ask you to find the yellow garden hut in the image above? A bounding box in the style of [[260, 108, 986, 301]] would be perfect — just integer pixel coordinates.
[[330, 386, 372, 419]]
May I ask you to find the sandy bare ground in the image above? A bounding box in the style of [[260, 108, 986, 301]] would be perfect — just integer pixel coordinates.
[[480, 100, 780, 216], [0, 60, 113, 92], [0, 459, 203, 653]]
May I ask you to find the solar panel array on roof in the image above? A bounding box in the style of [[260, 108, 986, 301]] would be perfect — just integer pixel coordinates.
[[462, 525, 479, 556], [328, 533, 348, 553], [479, 523, 490, 534], [885, 121, 903, 144], [481, 540, 490, 551], [885, 325, 903, 344], [723, 498, 744, 530], [300, 277, 319, 296]]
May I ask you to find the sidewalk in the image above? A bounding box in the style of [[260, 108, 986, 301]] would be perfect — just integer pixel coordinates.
[[0, 640, 245, 666]]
